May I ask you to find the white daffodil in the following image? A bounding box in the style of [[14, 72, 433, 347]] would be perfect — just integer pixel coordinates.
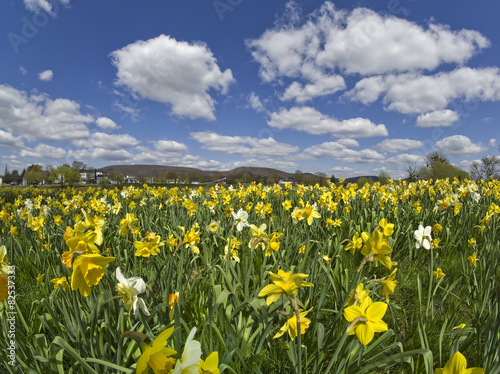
[[232, 208, 249, 231], [414, 225, 432, 250], [115, 267, 149, 316], [172, 327, 202, 374]]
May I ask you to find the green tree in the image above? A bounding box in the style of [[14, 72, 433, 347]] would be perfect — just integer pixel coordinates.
[[108, 170, 125, 184], [378, 171, 391, 185], [267, 173, 280, 185], [241, 173, 252, 184], [24, 164, 46, 185], [356, 177, 374, 187], [294, 170, 304, 184], [50, 164, 80, 186]]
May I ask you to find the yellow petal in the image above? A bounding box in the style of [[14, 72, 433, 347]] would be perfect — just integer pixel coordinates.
[[366, 301, 388, 321], [343, 305, 362, 322], [355, 322, 374, 346], [444, 352, 467, 374]]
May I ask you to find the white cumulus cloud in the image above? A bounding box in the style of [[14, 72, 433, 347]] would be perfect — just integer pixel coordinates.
[[20, 143, 67, 159], [416, 110, 460, 127], [375, 139, 424, 153], [38, 70, 54, 82], [0, 84, 92, 141], [190, 131, 299, 157], [96, 117, 120, 130], [435, 135, 490, 156], [111, 35, 235, 121], [267, 106, 388, 138], [154, 140, 188, 153]]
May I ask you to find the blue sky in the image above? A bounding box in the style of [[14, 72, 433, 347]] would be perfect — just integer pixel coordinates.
[[1, 0, 499, 178]]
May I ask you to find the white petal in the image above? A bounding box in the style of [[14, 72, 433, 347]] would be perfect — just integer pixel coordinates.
[[128, 277, 147, 295], [133, 297, 150, 316], [115, 267, 127, 284]]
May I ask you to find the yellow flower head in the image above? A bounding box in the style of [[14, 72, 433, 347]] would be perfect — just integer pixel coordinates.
[[168, 292, 179, 310], [273, 308, 313, 341], [468, 252, 478, 267], [119, 213, 139, 237], [344, 296, 388, 346], [344, 232, 364, 255], [380, 268, 398, 302], [70, 254, 115, 297], [136, 327, 177, 374], [199, 351, 220, 374], [378, 218, 394, 237], [301, 203, 321, 226], [258, 270, 314, 306], [434, 351, 484, 374], [361, 230, 393, 269], [346, 283, 370, 307], [51, 276, 70, 291], [433, 268, 445, 279]]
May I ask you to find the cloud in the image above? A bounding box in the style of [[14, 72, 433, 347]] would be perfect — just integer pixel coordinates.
[[20, 143, 67, 159], [111, 34, 235, 121], [0, 84, 92, 141], [304, 141, 385, 163], [416, 110, 460, 127], [23, 0, 70, 13], [385, 153, 425, 165], [247, 2, 488, 102], [435, 135, 490, 156], [95, 117, 120, 130], [72, 132, 139, 150], [190, 131, 299, 157], [19, 67, 27, 75], [38, 70, 54, 82], [267, 106, 388, 138], [224, 158, 299, 171], [0, 130, 24, 148], [248, 92, 265, 112], [90, 148, 133, 161], [347, 67, 500, 114], [375, 139, 424, 153], [154, 139, 188, 153]]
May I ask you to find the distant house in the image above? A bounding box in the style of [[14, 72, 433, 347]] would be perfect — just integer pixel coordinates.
[[125, 175, 138, 183], [80, 171, 93, 184]]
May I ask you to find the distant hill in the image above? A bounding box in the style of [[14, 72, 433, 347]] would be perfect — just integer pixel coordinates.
[[97, 164, 377, 183]]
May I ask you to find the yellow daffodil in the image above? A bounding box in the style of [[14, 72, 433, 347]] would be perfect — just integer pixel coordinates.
[[168, 292, 179, 310], [65, 230, 99, 254], [380, 268, 398, 302], [273, 308, 313, 341], [71, 254, 115, 297], [361, 230, 393, 269], [344, 232, 364, 255], [134, 240, 163, 257], [434, 351, 484, 374], [468, 238, 476, 247], [344, 296, 388, 346], [258, 270, 313, 306], [433, 223, 443, 234], [0, 245, 10, 277], [36, 273, 44, 285], [51, 276, 70, 291], [199, 351, 220, 374], [346, 283, 370, 307], [301, 203, 321, 226], [433, 268, 445, 279], [207, 221, 219, 233], [378, 218, 394, 237], [453, 324, 467, 330], [291, 206, 302, 224], [183, 228, 201, 254], [136, 326, 177, 374], [119, 213, 139, 237], [468, 252, 478, 267]]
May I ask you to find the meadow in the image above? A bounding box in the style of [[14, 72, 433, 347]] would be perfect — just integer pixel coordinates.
[[0, 178, 499, 373]]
